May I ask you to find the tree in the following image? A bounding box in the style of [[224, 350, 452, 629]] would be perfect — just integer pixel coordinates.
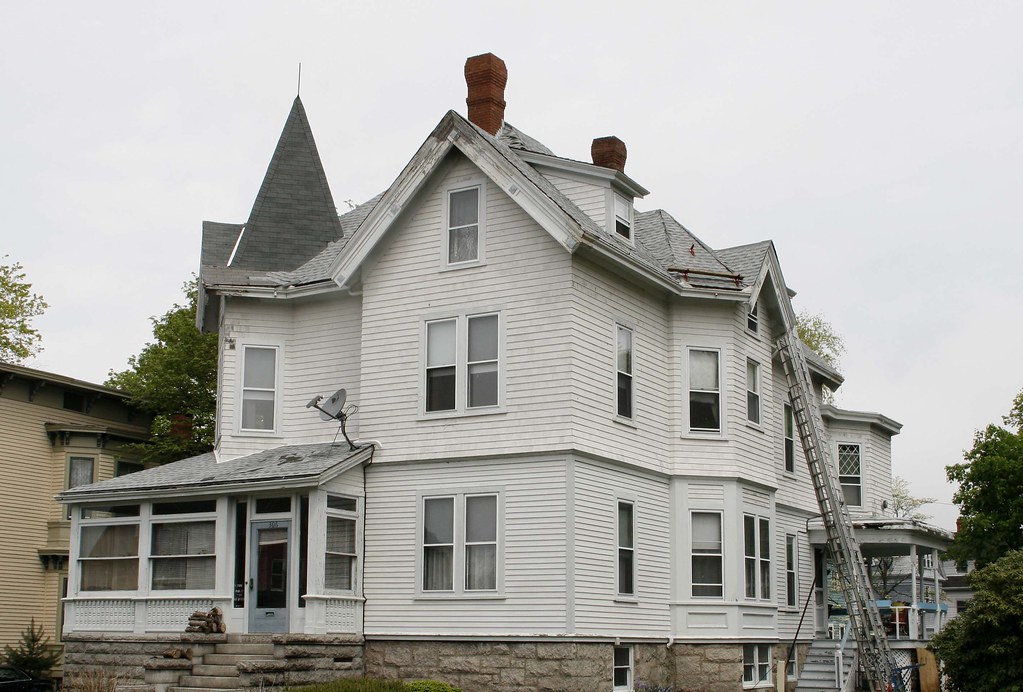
[[945, 390, 1023, 568], [2, 619, 61, 678], [891, 475, 936, 521], [0, 256, 48, 363], [794, 309, 845, 368], [930, 550, 1023, 692], [107, 280, 218, 464]]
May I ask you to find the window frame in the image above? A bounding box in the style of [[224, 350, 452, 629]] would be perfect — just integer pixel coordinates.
[[76, 506, 141, 594], [744, 514, 771, 600], [149, 514, 217, 593], [417, 490, 503, 598], [613, 644, 633, 690], [325, 494, 359, 594], [67, 455, 96, 519], [838, 442, 863, 507], [747, 301, 759, 333], [615, 323, 634, 420], [443, 181, 486, 268], [746, 359, 761, 426], [238, 343, 281, 434], [616, 499, 636, 598], [742, 643, 772, 688], [613, 194, 632, 242], [422, 311, 502, 417], [783, 402, 796, 473], [691, 511, 723, 599], [687, 347, 722, 435], [785, 533, 797, 608]]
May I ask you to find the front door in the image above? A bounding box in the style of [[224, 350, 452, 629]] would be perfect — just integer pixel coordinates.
[[248, 520, 290, 633]]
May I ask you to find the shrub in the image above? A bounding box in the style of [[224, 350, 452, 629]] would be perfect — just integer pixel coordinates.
[[286, 679, 407, 692], [62, 668, 127, 692], [405, 682, 461, 692]]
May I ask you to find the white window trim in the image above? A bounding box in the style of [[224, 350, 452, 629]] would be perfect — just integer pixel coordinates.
[[149, 511, 218, 595], [686, 346, 724, 437], [615, 323, 634, 421], [785, 533, 798, 608], [616, 498, 636, 599], [415, 488, 505, 599], [691, 510, 724, 599], [743, 643, 773, 688], [613, 644, 634, 691], [324, 495, 359, 594], [74, 504, 143, 596], [783, 402, 796, 475], [237, 340, 283, 436], [746, 358, 761, 427], [441, 179, 487, 269], [420, 310, 504, 418], [612, 192, 633, 243], [747, 301, 759, 333], [744, 514, 772, 601], [837, 442, 863, 508]]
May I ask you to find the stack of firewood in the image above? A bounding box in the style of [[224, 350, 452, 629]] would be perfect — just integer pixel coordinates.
[[185, 606, 227, 633]]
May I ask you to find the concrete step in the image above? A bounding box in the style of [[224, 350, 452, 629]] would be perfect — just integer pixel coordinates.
[[178, 675, 239, 689], [225, 634, 273, 644], [190, 665, 238, 678], [202, 653, 275, 666], [212, 642, 275, 656], [168, 688, 236, 692]]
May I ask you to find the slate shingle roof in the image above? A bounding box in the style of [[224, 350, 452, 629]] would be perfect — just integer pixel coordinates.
[[59, 443, 369, 500], [634, 210, 740, 288], [223, 96, 343, 273]]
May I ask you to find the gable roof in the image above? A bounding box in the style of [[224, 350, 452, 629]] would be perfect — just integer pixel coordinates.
[[57, 442, 371, 502], [221, 96, 343, 273], [716, 241, 773, 283]]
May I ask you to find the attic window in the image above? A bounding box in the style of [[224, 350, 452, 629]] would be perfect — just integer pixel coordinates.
[[614, 195, 632, 240], [747, 303, 759, 333]]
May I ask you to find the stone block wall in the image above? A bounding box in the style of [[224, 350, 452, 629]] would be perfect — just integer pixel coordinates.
[[63, 633, 223, 686]]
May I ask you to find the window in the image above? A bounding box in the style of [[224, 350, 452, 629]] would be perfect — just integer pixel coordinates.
[[616, 325, 633, 419], [116, 460, 144, 477], [326, 495, 358, 591], [688, 349, 720, 433], [743, 644, 771, 687], [67, 456, 94, 518], [617, 501, 635, 596], [447, 186, 480, 264], [838, 443, 862, 507], [691, 512, 723, 598], [786, 534, 797, 607], [744, 515, 771, 599], [78, 512, 140, 591], [422, 492, 499, 594], [614, 194, 632, 240], [784, 403, 795, 473], [241, 346, 277, 431], [151, 521, 215, 590], [425, 313, 500, 413], [613, 645, 633, 690], [746, 359, 760, 425], [63, 390, 86, 412], [747, 302, 758, 333]]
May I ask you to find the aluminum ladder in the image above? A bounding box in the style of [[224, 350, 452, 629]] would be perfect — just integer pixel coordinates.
[[776, 332, 900, 692]]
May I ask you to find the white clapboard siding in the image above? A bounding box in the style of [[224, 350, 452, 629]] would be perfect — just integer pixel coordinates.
[[568, 257, 672, 473], [355, 154, 577, 462], [572, 459, 671, 636], [774, 508, 817, 642], [543, 173, 607, 229], [362, 456, 569, 636]]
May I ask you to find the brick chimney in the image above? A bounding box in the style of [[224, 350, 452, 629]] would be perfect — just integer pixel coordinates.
[[465, 53, 508, 136], [591, 136, 627, 172]]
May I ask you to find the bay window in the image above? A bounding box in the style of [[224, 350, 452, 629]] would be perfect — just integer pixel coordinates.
[[325, 495, 358, 591], [691, 512, 723, 598], [744, 514, 771, 599], [838, 443, 862, 507]]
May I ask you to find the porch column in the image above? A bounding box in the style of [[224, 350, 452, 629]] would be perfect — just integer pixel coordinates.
[[933, 548, 942, 634], [910, 545, 919, 640]]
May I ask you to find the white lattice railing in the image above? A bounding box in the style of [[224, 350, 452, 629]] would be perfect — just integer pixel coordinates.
[[73, 599, 135, 631], [145, 598, 217, 631], [324, 598, 361, 633]]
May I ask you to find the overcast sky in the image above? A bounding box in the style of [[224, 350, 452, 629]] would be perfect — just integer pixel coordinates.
[[3, 1, 1021, 530]]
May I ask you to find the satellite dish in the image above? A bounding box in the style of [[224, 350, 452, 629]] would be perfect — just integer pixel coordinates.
[[318, 388, 347, 421]]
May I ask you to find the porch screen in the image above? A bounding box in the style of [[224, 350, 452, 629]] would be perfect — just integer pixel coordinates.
[[325, 516, 355, 590], [151, 521, 215, 590], [79, 524, 139, 591]]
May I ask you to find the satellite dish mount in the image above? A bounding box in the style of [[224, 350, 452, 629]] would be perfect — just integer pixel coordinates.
[[306, 388, 359, 450]]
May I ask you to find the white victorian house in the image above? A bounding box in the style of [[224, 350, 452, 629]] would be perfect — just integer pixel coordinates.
[[59, 54, 949, 692]]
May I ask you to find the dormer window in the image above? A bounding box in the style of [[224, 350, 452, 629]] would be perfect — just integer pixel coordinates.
[[614, 194, 632, 240]]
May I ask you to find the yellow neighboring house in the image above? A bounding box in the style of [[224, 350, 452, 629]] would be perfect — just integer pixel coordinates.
[[0, 362, 149, 677]]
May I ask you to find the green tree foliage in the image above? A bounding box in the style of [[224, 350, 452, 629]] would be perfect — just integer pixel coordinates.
[[2, 619, 61, 679], [945, 391, 1023, 568], [794, 309, 846, 367], [930, 550, 1023, 692], [107, 280, 217, 464], [0, 256, 48, 363]]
